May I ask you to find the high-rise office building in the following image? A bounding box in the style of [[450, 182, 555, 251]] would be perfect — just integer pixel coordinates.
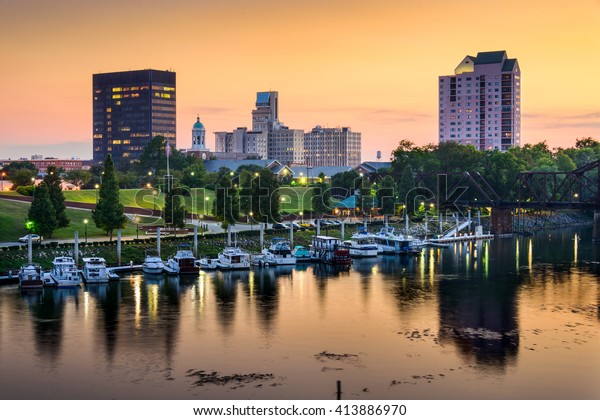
[[93, 69, 176, 164], [252, 91, 279, 132], [304, 126, 361, 166], [439, 51, 520, 151]]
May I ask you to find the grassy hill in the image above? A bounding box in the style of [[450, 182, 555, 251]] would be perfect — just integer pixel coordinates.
[[0, 199, 158, 242]]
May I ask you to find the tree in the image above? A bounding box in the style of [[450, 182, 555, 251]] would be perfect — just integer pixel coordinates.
[[10, 168, 38, 189], [397, 165, 416, 209], [164, 184, 186, 229], [331, 170, 359, 193], [64, 170, 92, 189], [43, 166, 69, 229], [251, 168, 280, 224], [377, 175, 396, 217], [311, 172, 331, 217], [356, 175, 373, 216], [92, 155, 127, 240], [213, 167, 239, 228], [27, 183, 57, 238]]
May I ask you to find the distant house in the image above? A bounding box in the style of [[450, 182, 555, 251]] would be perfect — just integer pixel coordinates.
[[353, 161, 391, 176]]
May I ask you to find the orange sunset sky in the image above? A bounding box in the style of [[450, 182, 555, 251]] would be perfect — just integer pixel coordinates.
[[0, 0, 599, 161]]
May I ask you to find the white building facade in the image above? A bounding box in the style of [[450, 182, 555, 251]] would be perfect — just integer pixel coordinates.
[[439, 51, 521, 151]]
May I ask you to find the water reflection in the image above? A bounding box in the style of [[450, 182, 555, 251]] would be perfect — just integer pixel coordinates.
[[1, 227, 598, 399]]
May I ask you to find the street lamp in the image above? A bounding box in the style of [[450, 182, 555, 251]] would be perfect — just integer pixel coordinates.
[[299, 211, 303, 224], [31, 177, 35, 185], [134, 216, 140, 239], [83, 219, 88, 244], [152, 189, 157, 211], [1, 171, 5, 191], [94, 184, 100, 203], [205, 196, 210, 216], [249, 211, 254, 230]]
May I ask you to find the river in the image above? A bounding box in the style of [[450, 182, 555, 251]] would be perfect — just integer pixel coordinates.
[[0, 227, 598, 399]]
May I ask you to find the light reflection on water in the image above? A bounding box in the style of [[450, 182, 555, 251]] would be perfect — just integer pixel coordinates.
[[0, 227, 598, 399]]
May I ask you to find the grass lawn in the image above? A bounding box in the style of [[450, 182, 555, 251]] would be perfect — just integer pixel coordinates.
[[63, 188, 216, 214], [278, 187, 312, 212], [0, 199, 158, 242]]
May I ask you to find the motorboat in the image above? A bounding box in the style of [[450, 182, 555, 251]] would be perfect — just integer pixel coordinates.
[[372, 227, 423, 254], [165, 244, 199, 275], [260, 238, 296, 265], [341, 227, 378, 258], [292, 245, 312, 262], [216, 246, 250, 270], [82, 257, 117, 283], [18, 263, 44, 289], [310, 235, 352, 266], [44, 256, 82, 287], [142, 249, 165, 274], [197, 257, 218, 270]]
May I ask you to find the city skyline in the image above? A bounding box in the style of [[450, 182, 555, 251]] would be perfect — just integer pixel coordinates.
[[0, 0, 599, 161]]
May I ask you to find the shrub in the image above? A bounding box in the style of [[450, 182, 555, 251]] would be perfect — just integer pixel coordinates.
[[15, 185, 34, 196]]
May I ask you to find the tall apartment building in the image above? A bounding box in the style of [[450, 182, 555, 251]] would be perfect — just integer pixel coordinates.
[[304, 126, 361, 166], [93, 69, 176, 164], [439, 51, 520, 151]]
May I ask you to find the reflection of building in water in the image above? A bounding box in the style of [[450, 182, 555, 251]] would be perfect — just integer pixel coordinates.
[[437, 242, 520, 370], [246, 268, 286, 332]]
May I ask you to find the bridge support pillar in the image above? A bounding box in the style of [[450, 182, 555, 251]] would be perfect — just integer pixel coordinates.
[[490, 208, 513, 235], [593, 212, 600, 242]]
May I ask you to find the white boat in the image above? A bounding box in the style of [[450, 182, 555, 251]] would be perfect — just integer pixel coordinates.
[[18, 263, 44, 289], [165, 244, 199, 275], [260, 238, 296, 265], [142, 249, 165, 274], [216, 246, 250, 270], [372, 227, 423, 255], [341, 227, 379, 258], [44, 256, 82, 287], [197, 257, 218, 270], [82, 257, 116, 283]]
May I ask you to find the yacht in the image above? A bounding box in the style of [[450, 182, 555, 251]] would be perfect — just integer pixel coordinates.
[[216, 246, 250, 270], [261, 238, 296, 265], [142, 249, 165, 274], [18, 263, 44, 289], [82, 257, 117, 283], [197, 257, 218, 270], [341, 227, 379, 258], [292, 245, 312, 262], [44, 256, 82, 287], [165, 244, 199, 275], [372, 227, 423, 255]]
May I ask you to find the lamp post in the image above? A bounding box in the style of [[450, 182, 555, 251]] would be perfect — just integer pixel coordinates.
[[134, 216, 140, 240], [1, 171, 5, 191], [83, 219, 88, 244], [249, 211, 254, 230], [299, 211, 303, 224], [205, 196, 210, 216], [94, 184, 100, 203], [152, 189, 157, 211]]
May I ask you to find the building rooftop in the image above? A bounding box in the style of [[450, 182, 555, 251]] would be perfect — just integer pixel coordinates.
[[473, 51, 508, 65]]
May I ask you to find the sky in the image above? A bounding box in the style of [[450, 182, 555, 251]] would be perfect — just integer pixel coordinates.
[[0, 0, 599, 161]]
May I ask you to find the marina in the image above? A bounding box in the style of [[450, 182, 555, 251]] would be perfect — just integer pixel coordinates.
[[0, 226, 597, 399]]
